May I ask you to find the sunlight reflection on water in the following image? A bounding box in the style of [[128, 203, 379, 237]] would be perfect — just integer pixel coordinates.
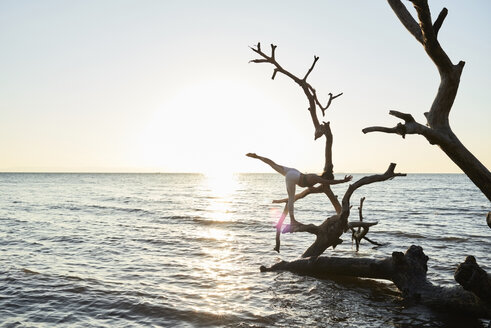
[[202, 173, 239, 222], [0, 173, 489, 327]]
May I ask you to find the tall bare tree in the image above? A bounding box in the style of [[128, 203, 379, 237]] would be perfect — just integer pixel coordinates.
[[250, 43, 405, 257], [249, 0, 491, 317], [363, 0, 491, 202]]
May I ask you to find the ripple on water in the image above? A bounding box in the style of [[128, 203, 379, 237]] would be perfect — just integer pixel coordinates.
[[0, 173, 490, 327]]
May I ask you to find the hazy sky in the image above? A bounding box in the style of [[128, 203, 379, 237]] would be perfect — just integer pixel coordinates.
[[1, 1, 490, 173]]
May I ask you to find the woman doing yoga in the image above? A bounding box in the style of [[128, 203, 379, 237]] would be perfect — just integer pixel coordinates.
[[246, 153, 352, 251]]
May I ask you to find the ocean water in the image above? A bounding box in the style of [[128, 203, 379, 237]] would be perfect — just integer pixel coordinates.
[[0, 173, 489, 327]]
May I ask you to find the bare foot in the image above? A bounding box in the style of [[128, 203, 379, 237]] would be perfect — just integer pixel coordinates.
[[273, 246, 280, 253]]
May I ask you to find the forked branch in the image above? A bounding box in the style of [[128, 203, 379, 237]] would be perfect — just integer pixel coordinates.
[[363, 110, 442, 144], [298, 163, 405, 258], [387, 0, 423, 44], [366, 0, 491, 201], [349, 197, 382, 251], [250, 42, 342, 139], [339, 163, 406, 231]]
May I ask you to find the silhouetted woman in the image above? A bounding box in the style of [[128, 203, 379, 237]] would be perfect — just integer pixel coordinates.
[[246, 153, 352, 251]]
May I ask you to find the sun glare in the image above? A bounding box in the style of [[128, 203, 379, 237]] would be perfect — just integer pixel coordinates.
[[136, 77, 278, 173], [204, 170, 238, 198]]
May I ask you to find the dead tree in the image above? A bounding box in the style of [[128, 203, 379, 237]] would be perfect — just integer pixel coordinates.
[[250, 43, 406, 257], [362, 0, 491, 203], [260, 245, 491, 318], [248, 0, 490, 319]]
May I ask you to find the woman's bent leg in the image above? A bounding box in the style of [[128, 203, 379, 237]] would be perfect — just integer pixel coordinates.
[[285, 170, 299, 225]]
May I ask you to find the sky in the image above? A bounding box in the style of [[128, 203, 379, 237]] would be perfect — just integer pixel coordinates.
[[1, 0, 490, 174]]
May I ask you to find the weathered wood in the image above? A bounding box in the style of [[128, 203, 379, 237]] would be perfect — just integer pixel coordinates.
[[349, 197, 380, 251], [363, 0, 491, 202], [455, 255, 491, 304], [295, 163, 405, 258], [250, 43, 342, 140], [387, 0, 423, 44], [260, 245, 491, 318], [248, 1, 490, 319]]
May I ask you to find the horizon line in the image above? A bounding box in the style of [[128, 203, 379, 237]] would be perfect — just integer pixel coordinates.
[[0, 171, 466, 175]]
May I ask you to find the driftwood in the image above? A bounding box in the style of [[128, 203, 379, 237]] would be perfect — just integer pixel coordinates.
[[251, 44, 405, 257], [350, 197, 383, 251], [260, 245, 491, 318], [282, 163, 405, 258], [455, 255, 491, 304], [362, 0, 491, 202], [248, 0, 490, 321]]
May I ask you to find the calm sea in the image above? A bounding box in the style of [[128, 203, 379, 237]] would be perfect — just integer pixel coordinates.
[[0, 173, 489, 327]]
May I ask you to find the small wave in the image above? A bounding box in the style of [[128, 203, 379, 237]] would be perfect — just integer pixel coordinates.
[[111, 300, 243, 327], [154, 215, 193, 224], [201, 196, 221, 200], [21, 268, 39, 275], [192, 217, 240, 226], [131, 238, 179, 247], [61, 286, 88, 294], [436, 236, 469, 242], [51, 236, 86, 244], [87, 204, 151, 216], [391, 231, 425, 239], [48, 205, 81, 211]]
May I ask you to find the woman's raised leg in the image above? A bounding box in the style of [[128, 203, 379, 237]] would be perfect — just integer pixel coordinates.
[[246, 153, 288, 176]]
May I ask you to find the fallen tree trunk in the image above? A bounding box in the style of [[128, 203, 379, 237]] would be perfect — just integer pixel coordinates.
[[260, 245, 491, 318], [455, 255, 491, 304]]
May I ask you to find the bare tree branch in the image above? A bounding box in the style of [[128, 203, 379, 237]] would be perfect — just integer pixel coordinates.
[[349, 197, 380, 251], [358, 196, 365, 221], [250, 43, 342, 140], [348, 221, 378, 229], [310, 90, 344, 117], [410, 0, 454, 72], [338, 163, 406, 232], [387, 0, 423, 44], [365, 1, 491, 201], [363, 110, 446, 144], [297, 163, 405, 258], [433, 7, 448, 37], [303, 55, 319, 81], [363, 236, 384, 247]]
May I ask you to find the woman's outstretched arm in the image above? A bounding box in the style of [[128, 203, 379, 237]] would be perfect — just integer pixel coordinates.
[[309, 174, 352, 186]]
